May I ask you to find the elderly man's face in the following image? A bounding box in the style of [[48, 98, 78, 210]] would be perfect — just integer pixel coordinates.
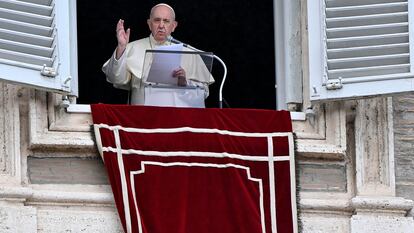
[[147, 6, 177, 42]]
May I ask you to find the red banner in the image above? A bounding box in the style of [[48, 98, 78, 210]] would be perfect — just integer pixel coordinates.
[[91, 104, 297, 233]]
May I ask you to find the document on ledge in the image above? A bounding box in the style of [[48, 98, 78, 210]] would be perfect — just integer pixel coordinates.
[[146, 43, 184, 85]]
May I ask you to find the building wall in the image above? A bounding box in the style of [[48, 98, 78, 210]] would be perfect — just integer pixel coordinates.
[[0, 84, 123, 232], [394, 93, 414, 217], [1, 82, 413, 232], [1, 0, 414, 230]]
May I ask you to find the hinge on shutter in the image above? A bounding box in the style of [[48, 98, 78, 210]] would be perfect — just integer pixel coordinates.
[[326, 78, 343, 90], [62, 76, 72, 89], [41, 64, 58, 77]]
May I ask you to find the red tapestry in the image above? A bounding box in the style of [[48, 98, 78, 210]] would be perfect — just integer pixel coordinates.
[[91, 104, 297, 233]]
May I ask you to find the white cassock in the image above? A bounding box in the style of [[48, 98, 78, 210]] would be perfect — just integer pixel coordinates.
[[102, 34, 215, 106]]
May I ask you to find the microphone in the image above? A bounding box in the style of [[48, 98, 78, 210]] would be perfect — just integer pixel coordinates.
[[168, 36, 182, 44], [167, 36, 228, 108], [168, 36, 189, 47]]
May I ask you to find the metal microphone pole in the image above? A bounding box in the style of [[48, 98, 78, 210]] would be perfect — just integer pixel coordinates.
[[170, 37, 228, 108]]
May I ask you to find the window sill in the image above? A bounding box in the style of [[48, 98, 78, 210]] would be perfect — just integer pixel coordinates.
[[67, 104, 307, 121]]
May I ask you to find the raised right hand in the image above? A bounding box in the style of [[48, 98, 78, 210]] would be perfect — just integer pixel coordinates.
[[116, 19, 130, 59]]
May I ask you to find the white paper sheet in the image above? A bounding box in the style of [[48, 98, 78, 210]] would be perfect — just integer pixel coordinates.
[[146, 43, 184, 85]]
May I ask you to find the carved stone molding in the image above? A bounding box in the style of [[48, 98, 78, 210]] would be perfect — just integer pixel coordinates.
[[299, 196, 353, 233], [27, 92, 348, 160], [0, 184, 115, 207], [0, 83, 21, 184], [350, 196, 414, 233], [28, 90, 96, 154], [294, 102, 347, 160], [350, 97, 414, 232], [0, 184, 121, 233], [351, 196, 413, 216], [300, 197, 352, 215], [354, 97, 394, 196]]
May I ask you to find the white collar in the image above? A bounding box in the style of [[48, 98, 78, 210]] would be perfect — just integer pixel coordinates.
[[149, 34, 171, 47]]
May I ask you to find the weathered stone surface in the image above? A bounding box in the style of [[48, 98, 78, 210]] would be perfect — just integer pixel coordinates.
[[37, 207, 123, 233], [0, 83, 20, 181], [297, 162, 347, 192], [351, 216, 414, 233], [396, 184, 414, 202], [393, 94, 414, 200], [301, 215, 350, 233], [28, 157, 108, 185], [0, 205, 37, 233]]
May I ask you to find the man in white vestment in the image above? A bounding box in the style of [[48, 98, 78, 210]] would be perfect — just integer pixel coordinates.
[[102, 3, 214, 105]]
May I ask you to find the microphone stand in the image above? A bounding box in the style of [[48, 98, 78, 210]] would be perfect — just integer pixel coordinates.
[[171, 38, 228, 108]]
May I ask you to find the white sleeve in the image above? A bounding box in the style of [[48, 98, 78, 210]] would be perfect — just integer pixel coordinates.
[[187, 79, 210, 99], [102, 49, 130, 86]]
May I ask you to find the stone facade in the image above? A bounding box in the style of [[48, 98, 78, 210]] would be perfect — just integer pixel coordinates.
[[394, 93, 414, 218], [0, 84, 123, 232], [0, 82, 413, 232], [1, 0, 414, 231]]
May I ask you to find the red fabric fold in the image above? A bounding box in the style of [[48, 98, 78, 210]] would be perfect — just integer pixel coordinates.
[[91, 104, 297, 233]]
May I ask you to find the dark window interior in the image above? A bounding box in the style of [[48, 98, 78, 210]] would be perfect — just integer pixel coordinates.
[[76, 0, 275, 109]]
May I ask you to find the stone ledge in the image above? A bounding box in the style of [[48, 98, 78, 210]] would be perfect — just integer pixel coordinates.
[[0, 185, 115, 206], [299, 197, 352, 216], [352, 196, 414, 216]]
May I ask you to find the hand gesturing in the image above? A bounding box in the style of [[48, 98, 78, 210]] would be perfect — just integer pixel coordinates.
[[116, 19, 130, 59]]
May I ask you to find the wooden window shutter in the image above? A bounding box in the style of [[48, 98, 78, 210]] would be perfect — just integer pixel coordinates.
[[308, 0, 414, 101], [0, 0, 77, 95]]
